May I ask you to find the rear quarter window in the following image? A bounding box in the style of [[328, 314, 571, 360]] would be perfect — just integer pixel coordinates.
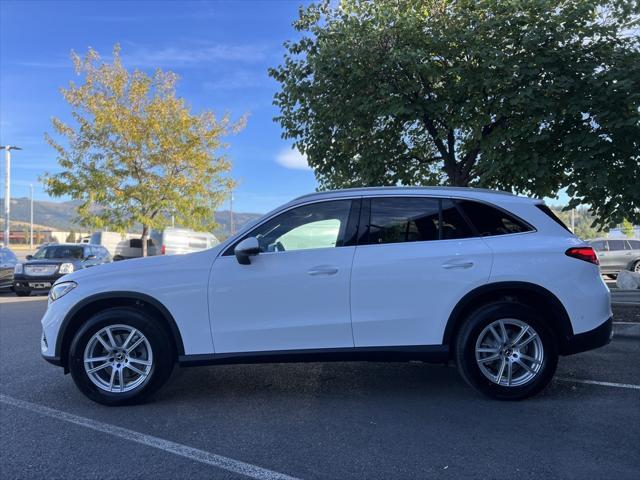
[[534, 204, 572, 233], [456, 200, 532, 237]]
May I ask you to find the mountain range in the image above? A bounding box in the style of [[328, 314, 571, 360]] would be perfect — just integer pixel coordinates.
[[0, 197, 263, 238]]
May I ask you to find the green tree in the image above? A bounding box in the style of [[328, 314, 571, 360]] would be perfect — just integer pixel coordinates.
[[45, 45, 243, 256], [621, 218, 635, 238], [65, 230, 77, 243], [270, 0, 640, 228]]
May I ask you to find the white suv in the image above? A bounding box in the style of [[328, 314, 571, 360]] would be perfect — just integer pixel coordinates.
[[41, 187, 612, 405]]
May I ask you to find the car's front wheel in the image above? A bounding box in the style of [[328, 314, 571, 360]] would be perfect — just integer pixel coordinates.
[[455, 302, 558, 400], [68, 307, 174, 406]]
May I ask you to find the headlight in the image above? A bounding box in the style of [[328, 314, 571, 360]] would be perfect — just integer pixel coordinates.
[[58, 263, 75, 274], [14, 263, 23, 274], [49, 281, 77, 303]]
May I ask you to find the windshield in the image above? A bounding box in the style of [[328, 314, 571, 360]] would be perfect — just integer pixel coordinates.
[[33, 245, 84, 260], [0, 249, 17, 263]]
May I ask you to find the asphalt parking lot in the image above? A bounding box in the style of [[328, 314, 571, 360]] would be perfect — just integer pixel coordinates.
[[1, 295, 638, 479]]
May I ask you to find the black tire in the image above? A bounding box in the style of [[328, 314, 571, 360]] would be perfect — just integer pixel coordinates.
[[15, 289, 31, 297], [454, 302, 558, 400], [68, 307, 175, 406], [633, 261, 640, 273]]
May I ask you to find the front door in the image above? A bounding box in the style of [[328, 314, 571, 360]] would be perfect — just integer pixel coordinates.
[[210, 199, 358, 353]]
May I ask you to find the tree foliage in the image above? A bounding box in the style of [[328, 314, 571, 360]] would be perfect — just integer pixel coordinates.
[[270, 0, 640, 227], [621, 218, 635, 237], [551, 206, 607, 240], [45, 45, 243, 255]]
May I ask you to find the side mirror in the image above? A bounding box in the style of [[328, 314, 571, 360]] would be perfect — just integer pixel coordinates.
[[26, 255, 33, 260], [234, 237, 260, 265]]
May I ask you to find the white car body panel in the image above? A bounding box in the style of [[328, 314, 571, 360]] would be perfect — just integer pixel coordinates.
[[42, 249, 217, 357], [210, 247, 355, 353], [351, 237, 492, 346]]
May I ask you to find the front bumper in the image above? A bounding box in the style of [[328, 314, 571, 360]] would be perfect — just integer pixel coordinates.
[[563, 316, 613, 355], [14, 273, 64, 291]]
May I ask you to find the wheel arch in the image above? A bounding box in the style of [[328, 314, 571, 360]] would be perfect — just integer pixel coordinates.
[[443, 281, 575, 355], [56, 291, 185, 371]]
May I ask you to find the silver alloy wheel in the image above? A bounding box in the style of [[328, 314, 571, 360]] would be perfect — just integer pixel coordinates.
[[475, 318, 544, 387], [634, 262, 640, 273], [83, 324, 153, 393]]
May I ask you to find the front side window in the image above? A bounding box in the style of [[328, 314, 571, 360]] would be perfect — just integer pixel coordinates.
[[457, 200, 532, 237], [368, 197, 440, 244], [238, 200, 352, 253], [629, 240, 640, 250]]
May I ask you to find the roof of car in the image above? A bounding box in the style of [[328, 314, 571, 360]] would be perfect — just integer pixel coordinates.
[[39, 243, 102, 247], [290, 186, 538, 205]]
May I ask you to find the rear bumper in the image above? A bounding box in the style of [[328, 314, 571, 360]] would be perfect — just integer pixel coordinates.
[[563, 317, 613, 356]]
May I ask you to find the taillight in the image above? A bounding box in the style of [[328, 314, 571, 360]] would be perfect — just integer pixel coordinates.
[[161, 245, 166, 255], [565, 247, 599, 265]]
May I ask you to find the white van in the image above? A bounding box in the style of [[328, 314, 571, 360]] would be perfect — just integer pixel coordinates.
[[149, 228, 219, 255]]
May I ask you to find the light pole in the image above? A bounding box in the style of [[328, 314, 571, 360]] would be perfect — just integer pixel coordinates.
[[229, 190, 235, 235], [0, 145, 22, 247], [30, 184, 34, 249]]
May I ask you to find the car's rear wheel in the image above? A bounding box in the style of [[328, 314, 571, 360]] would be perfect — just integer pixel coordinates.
[[633, 261, 640, 273], [68, 307, 174, 406], [455, 302, 558, 400]]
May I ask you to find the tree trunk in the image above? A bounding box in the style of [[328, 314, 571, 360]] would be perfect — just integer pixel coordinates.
[[141, 224, 148, 257]]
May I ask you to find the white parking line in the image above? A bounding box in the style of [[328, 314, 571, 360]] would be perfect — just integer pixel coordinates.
[[0, 394, 300, 480], [556, 378, 640, 390]]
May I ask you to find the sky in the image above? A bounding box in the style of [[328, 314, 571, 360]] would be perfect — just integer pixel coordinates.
[[0, 0, 317, 213]]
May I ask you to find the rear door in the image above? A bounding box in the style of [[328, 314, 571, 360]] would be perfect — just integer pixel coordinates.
[[350, 196, 493, 347], [603, 240, 627, 271]]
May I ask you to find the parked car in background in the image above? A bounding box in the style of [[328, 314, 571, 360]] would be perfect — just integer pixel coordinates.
[[0, 247, 18, 290], [89, 231, 148, 261], [13, 243, 111, 296], [149, 227, 219, 256], [589, 238, 640, 278], [40, 187, 611, 405]]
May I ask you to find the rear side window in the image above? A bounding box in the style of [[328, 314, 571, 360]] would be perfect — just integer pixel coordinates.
[[441, 199, 474, 240], [534, 204, 572, 232], [457, 200, 532, 237], [608, 240, 625, 251], [368, 197, 440, 244], [591, 240, 606, 252]]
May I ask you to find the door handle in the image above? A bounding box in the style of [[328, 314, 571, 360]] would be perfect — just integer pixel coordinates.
[[307, 266, 339, 276], [442, 261, 474, 270]]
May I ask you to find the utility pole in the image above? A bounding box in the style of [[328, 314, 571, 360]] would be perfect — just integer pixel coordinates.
[[230, 190, 235, 235], [30, 184, 34, 250], [0, 145, 22, 247], [571, 208, 575, 232]]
